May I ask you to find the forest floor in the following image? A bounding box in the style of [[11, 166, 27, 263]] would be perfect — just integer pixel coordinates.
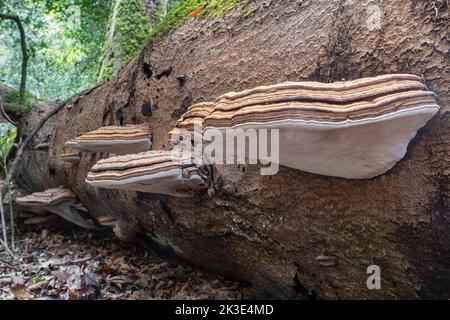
[[0, 224, 247, 300]]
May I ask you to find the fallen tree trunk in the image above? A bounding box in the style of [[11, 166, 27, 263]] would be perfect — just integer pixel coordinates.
[[16, 0, 450, 299]]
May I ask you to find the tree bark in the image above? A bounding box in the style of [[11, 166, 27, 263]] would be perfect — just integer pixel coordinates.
[[16, 0, 450, 299]]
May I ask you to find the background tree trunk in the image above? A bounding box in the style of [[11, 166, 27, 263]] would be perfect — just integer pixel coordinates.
[[97, 0, 153, 81], [142, 0, 161, 26], [16, 0, 450, 299], [0, 14, 28, 102]]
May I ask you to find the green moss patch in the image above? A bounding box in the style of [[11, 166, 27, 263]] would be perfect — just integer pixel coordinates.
[[148, 0, 252, 43], [5, 89, 34, 112], [115, 0, 153, 63]]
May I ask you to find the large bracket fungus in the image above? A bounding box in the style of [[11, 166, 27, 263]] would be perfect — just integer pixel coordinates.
[[86, 150, 209, 197], [65, 125, 152, 155], [15, 187, 98, 230], [203, 74, 440, 179]]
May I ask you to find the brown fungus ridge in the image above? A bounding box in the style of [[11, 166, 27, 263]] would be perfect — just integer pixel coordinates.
[[168, 102, 215, 147], [65, 125, 152, 155], [203, 74, 435, 127], [174, 102, 215, 130], [86, 150, 208, 197]]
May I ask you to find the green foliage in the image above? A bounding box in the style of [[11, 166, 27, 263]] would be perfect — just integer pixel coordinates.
[[147, 0, 204, 42], [115, 0, 152, 64], [0, 123, 17, 253], [0, 0, 112, 101], [0, 123, 17, 164], [5, 89, 34, 111], [207, 0, 247, 18], [100, 58, 115, 82], [98, 0, 153, 81]]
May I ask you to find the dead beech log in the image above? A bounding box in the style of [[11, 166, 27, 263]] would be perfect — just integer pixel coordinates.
[[15, 0, 450, 299]]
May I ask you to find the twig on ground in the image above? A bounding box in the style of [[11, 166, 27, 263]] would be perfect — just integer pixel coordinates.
[[0, 259, 19, 270], [49, 256, 93, 267], [0, 238, 14, 257], [0, 96, 18, 124], [0, 188, 9, 253], [431, 1, 439, 17]]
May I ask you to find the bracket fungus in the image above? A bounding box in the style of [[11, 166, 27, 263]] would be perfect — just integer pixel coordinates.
[[15, 187, 98, 230], [86, 150, 209, 197], [169, 102, 214, 146], [96, 215, 117, 227], [35, 143, 50, 151], [202, 74, 440, 179], [65, 125, 152, 155], [23, 215, 58, 225], [61, 151, 81, 164], [316, 255, 338, 267], [174, 102, 215, 131]]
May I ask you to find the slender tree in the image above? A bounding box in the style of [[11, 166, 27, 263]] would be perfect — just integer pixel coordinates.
[[161, 0, 169, 17], [142, 0, 160, 26], [0, 14, 27, 103]]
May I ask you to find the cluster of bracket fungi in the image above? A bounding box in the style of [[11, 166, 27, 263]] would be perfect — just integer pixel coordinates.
[[16, 74, 440, 229]]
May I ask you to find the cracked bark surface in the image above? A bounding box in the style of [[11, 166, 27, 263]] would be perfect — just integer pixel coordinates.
[[17, 0, 450, 299]]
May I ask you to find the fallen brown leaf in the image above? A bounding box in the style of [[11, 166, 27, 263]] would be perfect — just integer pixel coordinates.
[[11, 284, 35, 300]]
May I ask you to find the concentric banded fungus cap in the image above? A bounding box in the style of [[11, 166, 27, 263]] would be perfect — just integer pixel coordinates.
[[169, 102, 214, 145], [61, 152, 81, 163], [203, 74, 440, 179], [65, 125, 151, 154], [86, 150, 208, 197], [15, 187, 97, 229], [174, 102, 215, 131]]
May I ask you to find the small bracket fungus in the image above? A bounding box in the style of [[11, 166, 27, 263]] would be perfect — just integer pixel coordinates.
[[86, 150, 209, 197], [15, 187, 98, 230], [202, 74, 440, 179], [96, 215, 117, 227], [35, 143, 50, 151], [316, 255, 338, 267], [61, 152, 81, 164], [65, 125, 152, 155]]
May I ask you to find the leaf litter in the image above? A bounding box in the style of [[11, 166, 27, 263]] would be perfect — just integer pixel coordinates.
[[0, 224, 247, 300]]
